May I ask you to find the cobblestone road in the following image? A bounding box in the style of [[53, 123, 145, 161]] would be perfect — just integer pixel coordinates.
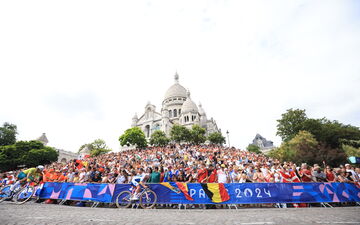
[[0, 202, 359, 225]]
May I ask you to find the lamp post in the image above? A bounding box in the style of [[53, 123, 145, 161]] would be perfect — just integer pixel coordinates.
[[226, 130, 230, 148]]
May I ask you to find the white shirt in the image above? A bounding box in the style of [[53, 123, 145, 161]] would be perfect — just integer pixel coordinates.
[[217, 170, 228, 183], [116, 175, 126, 184]]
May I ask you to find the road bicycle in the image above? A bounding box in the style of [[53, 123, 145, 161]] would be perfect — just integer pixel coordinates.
[[115, 186, 157, 209], [13, 181, 40, 204], [0, 182, 22, 203]]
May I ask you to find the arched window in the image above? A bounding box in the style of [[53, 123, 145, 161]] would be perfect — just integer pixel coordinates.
[[145, 125, 150, 138], [173, 109, 177, 117], [179, 109, 181, 115], [169, 110, 172, 118]]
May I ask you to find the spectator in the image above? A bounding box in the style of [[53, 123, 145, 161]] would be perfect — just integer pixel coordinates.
[[325, 166, 336, 182], [299, 163, 313, 182], [312, 167, 327, 182], [197, 163, 208, 183], [217, 164, 228, 183], [149, 167, 160, 183]]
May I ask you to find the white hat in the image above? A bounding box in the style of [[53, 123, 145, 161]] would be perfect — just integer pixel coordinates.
[[37, 165, 45, 171]]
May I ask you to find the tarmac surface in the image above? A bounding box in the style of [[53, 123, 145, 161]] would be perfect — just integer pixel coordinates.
[[0, 202, 359, 225]]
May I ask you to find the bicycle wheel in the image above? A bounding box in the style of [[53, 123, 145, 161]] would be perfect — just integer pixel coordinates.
[[139, 189, 157, 209], [115, 191, 132, 208], [14, 186, 35, 205], [0, 185, 12, 203]]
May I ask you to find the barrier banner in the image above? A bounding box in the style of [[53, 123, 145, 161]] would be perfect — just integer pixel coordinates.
[[38, 182, 360, 204], [39, 182, 115, 202]]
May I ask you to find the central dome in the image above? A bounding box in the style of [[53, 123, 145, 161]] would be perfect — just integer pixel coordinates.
[[163, 73, 187, 100]]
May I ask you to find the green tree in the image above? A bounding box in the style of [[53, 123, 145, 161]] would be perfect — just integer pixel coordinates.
[[23, 146, 59, 167], [170, 124, 191, 143], [207, 132, 226, 145], [149, 130, 170, 147], [91, 139, 112, 156], [315, 120, 360, 148], [342, 144, 360, 157], [246, 144, 261, 154], [119, 127, 147, 148], [0, 122, 17, 146], [276, 109, 307, 141], [287, 130, 319, 165], [267, 131, 317, 164], [277, 109, 360, 149], [268, 130, 346, 166], [189, 125, 206, 145], [0, 140, 58, 172], [78, 139, 112, 156], [267, 142, 296, 163]]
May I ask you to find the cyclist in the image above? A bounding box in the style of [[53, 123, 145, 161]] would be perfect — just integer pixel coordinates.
[[1, 172, 16, 186], [130, 168, 147, 200], [9, 165, 44, 195]]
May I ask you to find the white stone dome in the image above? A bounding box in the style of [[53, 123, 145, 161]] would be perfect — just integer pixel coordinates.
[[164, 73, 187, 100], [181, 90, 198, 114]]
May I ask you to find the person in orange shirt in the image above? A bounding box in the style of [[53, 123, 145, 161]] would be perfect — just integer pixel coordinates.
[[42, 169, 50, 182], [43, 169, 55, 182], [57, 171, 68, 182], [49, 170, 60, 182]]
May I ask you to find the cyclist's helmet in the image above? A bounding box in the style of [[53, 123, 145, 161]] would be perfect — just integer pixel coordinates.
[[37, 165, 45, 171]]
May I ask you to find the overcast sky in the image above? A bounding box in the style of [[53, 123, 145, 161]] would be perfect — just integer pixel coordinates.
[[1, 0, 359, 152]]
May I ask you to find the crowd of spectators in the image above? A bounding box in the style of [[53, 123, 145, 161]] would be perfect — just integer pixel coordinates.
[[2, 145, 359, 186]]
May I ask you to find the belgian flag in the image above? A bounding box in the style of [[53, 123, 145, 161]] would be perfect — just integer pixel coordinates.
[[201, 183, 230, 203]]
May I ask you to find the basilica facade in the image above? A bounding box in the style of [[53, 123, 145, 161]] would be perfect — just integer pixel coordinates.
[[131, 73, 219, 138]]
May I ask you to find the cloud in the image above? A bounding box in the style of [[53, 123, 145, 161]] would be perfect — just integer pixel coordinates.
[[45, 91, 103, 120], [0, 0, 359, 152]]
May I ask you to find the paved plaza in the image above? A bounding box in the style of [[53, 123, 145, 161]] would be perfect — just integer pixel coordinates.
[[0, 202, 359, 225]]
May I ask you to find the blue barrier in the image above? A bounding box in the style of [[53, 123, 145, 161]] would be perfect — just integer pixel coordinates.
[[38, 182, 360, 204]]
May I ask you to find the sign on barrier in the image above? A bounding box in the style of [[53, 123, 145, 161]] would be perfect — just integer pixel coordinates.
[[38, 182, 360, 204]]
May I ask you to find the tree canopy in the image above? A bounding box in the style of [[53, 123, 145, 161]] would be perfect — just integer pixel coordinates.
[[149, 130, 170, 147], [272, 109, 359, 166], [276, 109, 360, 148], [207, 132, 226, 145], [0, 122, 17, 146], [246, 144, 261, 154], [170, 124, 191, 143], [0, 140, 58, 172], [79, 139, 112, 157], [119, 127, 147, 148], [189, 125, 206, 145], [276, 109, 307, 142]]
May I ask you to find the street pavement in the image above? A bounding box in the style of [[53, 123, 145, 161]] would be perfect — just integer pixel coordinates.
[[0, 202, 359, 225]]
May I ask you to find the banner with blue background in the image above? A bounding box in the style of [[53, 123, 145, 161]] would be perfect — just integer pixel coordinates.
[[38, 182, 360, 204]]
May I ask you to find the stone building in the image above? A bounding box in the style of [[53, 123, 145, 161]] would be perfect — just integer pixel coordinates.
[[131, 73, 219, 138], [251, 133, 275, 153]]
